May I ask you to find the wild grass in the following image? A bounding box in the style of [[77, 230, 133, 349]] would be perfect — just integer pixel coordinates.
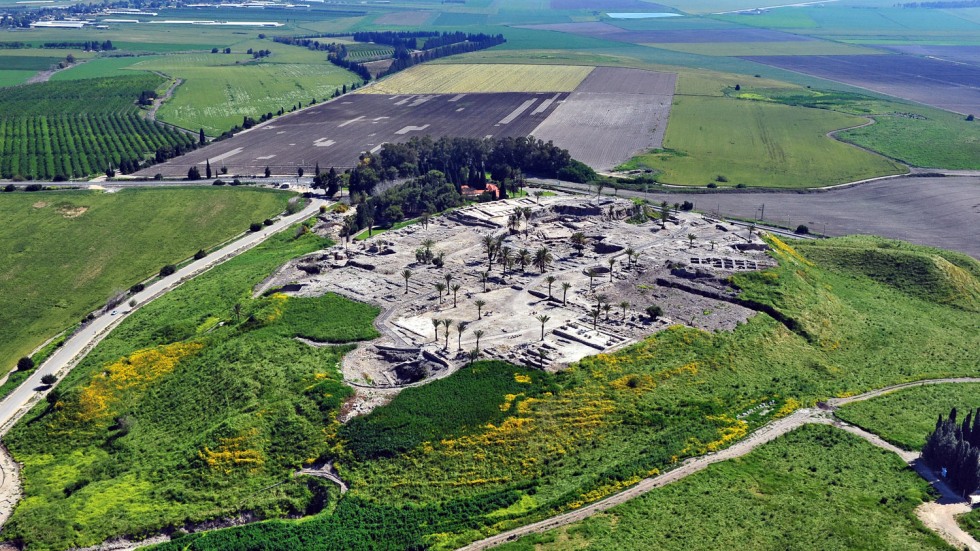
[[0, 187, 289, 378], [497, 425, 946, 551], [837, 384, 980, 450], [2, 228, 380, 550]]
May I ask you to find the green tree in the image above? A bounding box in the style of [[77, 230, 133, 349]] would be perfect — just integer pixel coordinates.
[[545, 275, 557, 299], [688, 233, 697, 248], [431, 317, 440, 342], [456, 321, 468, 351], [442, 319, 453, 350], [587, 267, 597, 290], [450, 283, 461, 308], [40, 374, 57, 385], [205, 159, 212, 180], [473, 329, 485, 353], [187, 166, 201, 180], [264, 166, 272, 178], [434, 282, 446, 303], [401, 269, 412, 294], [570, 232, 587, 256], [199, 128, 206, 145], [536, 314, 550, 341], [619, 301, 630, 320], [607, 258, 616, 281], [475, 299, 486, 319], [561, 282, 571, 305], [533, 247, 553, 273], [16, 357, 34, 372]]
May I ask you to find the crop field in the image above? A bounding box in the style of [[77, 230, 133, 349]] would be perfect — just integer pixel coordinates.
[[0, 187, 289, 378], [623, 95, 904, 188], [648, 40, 882, 56], [137, 91, 569, 177], [126, 52, 363, 135], [519, 22, 815, 44], [744, 54, 980, 115], [49, 56, 162, 81], [530, 67, 675, 171], [498, 425, 945, 551], [372, 10, 433, 26], [883, 44, 980, 66], [550, 0, 674, 8], [362, 63, 595, 94], [0, 70, 34, 87], [0, 75, 195, 179], [837, 384, 980, 450]]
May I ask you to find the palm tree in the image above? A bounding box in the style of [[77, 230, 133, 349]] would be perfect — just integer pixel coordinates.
[[434, 282, 446, 303], [517, 248, 531, 272], [607, 258, 616, 281], [533, 247, 553, 273], [710, 240, 716, 251], [401, 269, 412, 293], [589, 308, 600, 330], [499, 246, 513, 274], [688, 233, 697, 248], [570, 232, 587, 256], [475, 299, 486, 319], [432, 317, 440, 342], [619, 301, 630, 320], [482, 233, 498, 270], [444, 273, 454, 288], [537, 348, 548, 367], [536, 314, 550, 341], [561, 282, 571, 305], [545, 275, 557, 299], [467, 349, 480, 362], [451, 283, 461, 307], [456, 321, 468, 351], [602, 303, 612, 320], [233, 303, 243, 322], [631, 251, 641, 266], [473, 329, 485, 353], [624, 247, 636, 268], [442, 319, 453, 349], [596, 293, 608, 311], [587, 268, 597, 290], [480, 271, 490, 293]]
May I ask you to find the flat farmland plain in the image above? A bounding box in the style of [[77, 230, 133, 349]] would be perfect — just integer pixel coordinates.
[[138, 92, 569, 176], [744, 54, 980, 115], [142, 66, 675, 175], [520, 22, 813, 43], [360, 64, 595, 95], [531, 67, 675, 171]]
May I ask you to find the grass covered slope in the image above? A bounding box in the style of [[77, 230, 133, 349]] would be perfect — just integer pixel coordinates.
[[837, 384, 980, 451], [136, 235, 980, 550], [0, 187, 290, 377], [2, 227, 380, 550], [498, 424, 946, 551]]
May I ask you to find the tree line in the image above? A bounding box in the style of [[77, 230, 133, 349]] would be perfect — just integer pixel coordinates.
[[0, 40, 114, 50], [923, 407, 980, 498], [274, 30, 505, 82], [340, 135, 594, 200]]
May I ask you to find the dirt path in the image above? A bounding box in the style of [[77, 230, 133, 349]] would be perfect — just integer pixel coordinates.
[[460, 378, 980, 550], [146, 74, 183, 123]]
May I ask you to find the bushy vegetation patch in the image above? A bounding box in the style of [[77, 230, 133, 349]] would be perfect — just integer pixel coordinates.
[[498, 425, 946, 551], [341, 361, 559, 460], [837, 384, 980, 450], [2, 229, 379, 550]]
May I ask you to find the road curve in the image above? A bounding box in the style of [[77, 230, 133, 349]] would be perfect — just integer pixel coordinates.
[[0, 195, 326, 529], [459, 378, 980, 550]]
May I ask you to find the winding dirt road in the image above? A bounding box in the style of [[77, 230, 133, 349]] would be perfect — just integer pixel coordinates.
[[459, 378, 980, 551]]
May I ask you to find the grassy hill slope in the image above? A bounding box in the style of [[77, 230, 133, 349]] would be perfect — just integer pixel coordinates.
[[0, 187, 290, 377], [5, 233, 978, 550]]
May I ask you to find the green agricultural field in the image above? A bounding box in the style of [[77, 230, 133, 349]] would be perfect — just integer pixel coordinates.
[[0, 70, 34, 87], [126, 47, 362, 135], [0, 74, 196, 179], [837, 384, 980, 451], [620, 95, 905, 188], [2, 226, 380, 550], [49, 56, 161, 81], [498, 425, 945, 551], [0, 187, 289, 378]]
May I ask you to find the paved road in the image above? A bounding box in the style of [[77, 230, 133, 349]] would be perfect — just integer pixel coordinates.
[[459, 378, 980, 550], [547, 175, 980, 259], [0, 197, 326, 528]]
